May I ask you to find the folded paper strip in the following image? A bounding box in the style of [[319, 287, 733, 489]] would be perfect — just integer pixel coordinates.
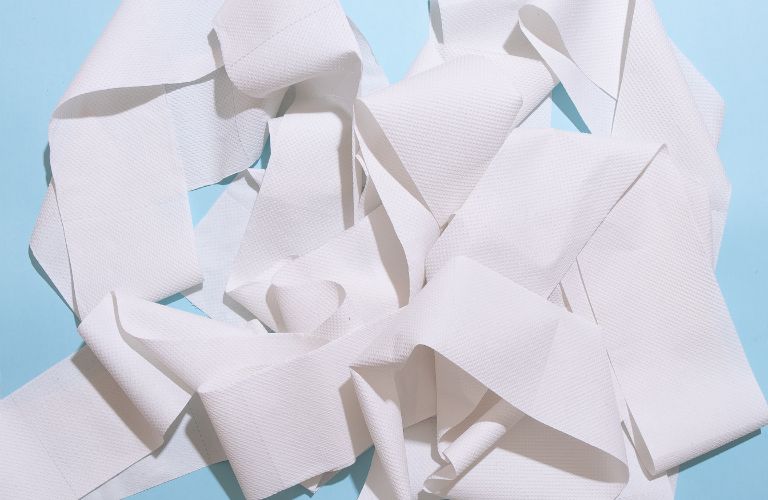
[[3, 0, 766, 499]]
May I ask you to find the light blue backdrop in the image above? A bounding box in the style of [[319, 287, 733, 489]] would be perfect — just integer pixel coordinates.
[[1, 1, 765, 498]]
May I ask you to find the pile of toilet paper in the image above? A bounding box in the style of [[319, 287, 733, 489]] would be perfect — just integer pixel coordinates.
[[3, 0, 766, 498]]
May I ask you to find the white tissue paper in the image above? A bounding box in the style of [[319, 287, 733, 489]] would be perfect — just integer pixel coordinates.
[[5, 0, 766, 499]]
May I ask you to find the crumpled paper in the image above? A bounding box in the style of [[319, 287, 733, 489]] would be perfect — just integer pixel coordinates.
[[3, 0, 766, 499]]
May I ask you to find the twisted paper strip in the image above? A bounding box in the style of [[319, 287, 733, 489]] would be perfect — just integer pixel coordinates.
[[2, 0, 766, 499]]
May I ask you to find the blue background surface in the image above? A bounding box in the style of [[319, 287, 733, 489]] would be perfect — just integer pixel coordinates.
[[1, 1, 765, 498]]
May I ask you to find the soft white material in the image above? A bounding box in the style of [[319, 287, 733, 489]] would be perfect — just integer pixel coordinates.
[[6, 0, 766, 499]]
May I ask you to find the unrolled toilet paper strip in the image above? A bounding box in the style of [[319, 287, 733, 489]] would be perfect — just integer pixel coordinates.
[[350, 257, 627, 500], [5, 0, 768, 499], [571, 150, 768, 475], [30, 0, 280, 318]]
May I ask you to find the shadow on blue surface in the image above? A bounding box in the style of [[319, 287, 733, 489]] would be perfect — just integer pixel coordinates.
[[208, 462, 245, 500], [203, 448, 374, 500], [551, 83, 590, 134], [43, 143, 52, 184], [679, 430, 761, 473], [28, 247, 79, 327]]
